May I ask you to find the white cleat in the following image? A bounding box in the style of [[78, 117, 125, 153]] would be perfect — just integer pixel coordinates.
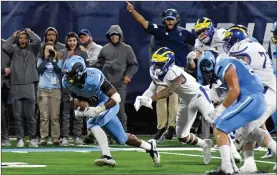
[[202, 139, 213, 165], [29, 139, 39, 147], [239, 162, 258, 173], [273, 163, 276, 171], [147, 139, 160, 164], [261, 151, 273, 159], [94, 155, 116, 167]]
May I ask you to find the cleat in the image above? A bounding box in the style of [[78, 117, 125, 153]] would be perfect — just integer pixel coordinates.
[[206, 168, 233, 175], [261, 150, 273, 159], [147, 139, 160, 164], [94, 155, 116, 167], [153, 127, 167, 144], [202, 139, 213, 165], [164, 126, 175, 140], [273, 164, 276, 171]]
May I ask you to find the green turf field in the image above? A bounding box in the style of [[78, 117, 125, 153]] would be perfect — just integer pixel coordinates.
[[2, 136, 276, 174]]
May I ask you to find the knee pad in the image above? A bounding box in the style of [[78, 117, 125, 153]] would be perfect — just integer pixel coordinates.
[[246, 128, 267, 145]]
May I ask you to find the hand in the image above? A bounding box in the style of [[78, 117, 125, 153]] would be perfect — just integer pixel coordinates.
[[4, 68, 11, 76], [208, 104, 226, 120], [83, 107, 99, 118], [24, 28, 31, 33], [187, 51, 197, 62], [13, 30, 20, 38], [134, 96, 153, 110], [74, 107, 85, 118], [126, 1, 134, 13], [124, 76, 131, 85]]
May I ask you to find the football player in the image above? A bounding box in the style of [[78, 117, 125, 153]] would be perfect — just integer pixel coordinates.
[[199, 50, 276, 174], [134, 47, 213, 165], [223, 24, 277, 172], [62, 55, 160, 167]]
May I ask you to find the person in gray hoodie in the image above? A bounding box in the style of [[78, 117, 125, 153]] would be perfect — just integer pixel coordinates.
[[2, 28, 41, 147], [41, 27, 65, 53], [96, 25, 139, 132]]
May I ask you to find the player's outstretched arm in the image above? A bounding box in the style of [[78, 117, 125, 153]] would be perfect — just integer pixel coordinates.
[[126, 1, 149, 29], [221, 65, 240, 108], [151, 75, 186, 101]]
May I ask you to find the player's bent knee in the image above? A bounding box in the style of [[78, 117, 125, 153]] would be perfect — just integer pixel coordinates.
[[247, 128, 267, 145]]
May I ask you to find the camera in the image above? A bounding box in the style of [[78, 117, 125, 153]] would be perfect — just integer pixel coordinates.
[[48, 49, 56, 59]]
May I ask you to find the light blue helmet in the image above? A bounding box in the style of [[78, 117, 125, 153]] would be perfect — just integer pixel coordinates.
[[63, 55, 86, 84], [197, 50, 219, 86]]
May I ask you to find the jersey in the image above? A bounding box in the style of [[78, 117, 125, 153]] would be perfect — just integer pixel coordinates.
[[150, 65, 200, 99], [62, 68, 109, 106], [215, 57, 264, 96], [146, 22, 196, 67], [229, 39, 276, 92], [194, 28, 226, 55]]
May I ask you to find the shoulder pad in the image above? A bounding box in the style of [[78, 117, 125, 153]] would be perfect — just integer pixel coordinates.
[[86, 68, 104, 87]]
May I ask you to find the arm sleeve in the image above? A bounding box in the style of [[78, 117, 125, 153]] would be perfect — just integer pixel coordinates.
[[37, 58, 48, 74], [124, 46, 139, 79], [142, 81, 157, 97], [100, 78, 114, 94], [2, 36, 15, 55], [145, 22, 164, 36]]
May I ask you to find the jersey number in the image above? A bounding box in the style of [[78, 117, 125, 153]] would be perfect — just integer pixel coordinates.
[[259, 52, 267, 68]]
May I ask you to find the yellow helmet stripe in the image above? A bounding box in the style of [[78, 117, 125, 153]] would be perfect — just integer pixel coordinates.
[[152, 50, 174, 62], [228, 27, 247, 35]]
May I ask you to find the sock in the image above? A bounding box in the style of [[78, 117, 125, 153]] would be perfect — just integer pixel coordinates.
[[243, 150, 255, 164], [140, 140, 152, 151], [196, 138, 205, 148], [267, 139, 276, 155], [219, 145, 233, 173], [91, 126, 111, 157]]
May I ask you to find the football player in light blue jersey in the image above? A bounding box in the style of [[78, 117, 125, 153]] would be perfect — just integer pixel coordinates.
[[62, 55, 160, 167], [198, 51, 276, 175]]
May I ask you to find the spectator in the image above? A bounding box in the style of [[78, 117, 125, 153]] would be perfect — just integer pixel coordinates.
[[59, 32, 88, 146], [1, 39, 11, 146], [96, 25, 139, 132], [127, 2, 196, 140], [2, 28, 41, 147], [36, 27, 65, 145], [78, 29, 102, 67], [37, 42, 63, 146]]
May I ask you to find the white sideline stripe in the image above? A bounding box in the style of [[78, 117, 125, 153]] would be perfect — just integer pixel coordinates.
[[1, 162, 27, 165], [74, 150, 90, 153], [10, 151, 28, 153], [2, 165, 47, 168], [158, 151, 276, 165]]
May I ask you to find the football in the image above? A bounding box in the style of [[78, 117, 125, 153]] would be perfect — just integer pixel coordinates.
[[72, 99, 89, 111]]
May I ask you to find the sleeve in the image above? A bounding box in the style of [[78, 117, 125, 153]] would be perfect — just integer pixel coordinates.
[[124, 46, 139, 79], [215, 60, 234, 82], [145, 22, 164, 36], [100, 78, 114, 94], [184, 30, 197, 46], [142, 81, 157, 97], [2, 36, 15, 55], [95, 48, 104, 71], [149, 35, 155, 60], [37, 58, 48, 74], [51, 60, 62, 74], [27, 30, 41, 56], [165, 66, 182, 82]]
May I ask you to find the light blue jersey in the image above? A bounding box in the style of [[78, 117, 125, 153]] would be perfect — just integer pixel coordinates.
[[62, 67, 128, 144], [213, 57, 265, 134], [215, 57, 264, 96]]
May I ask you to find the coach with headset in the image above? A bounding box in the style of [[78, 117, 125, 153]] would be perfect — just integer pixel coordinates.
[[127, 2, 196, 141]]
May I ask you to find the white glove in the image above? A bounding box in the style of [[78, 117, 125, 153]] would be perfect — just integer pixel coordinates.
[[134, 96, 153, 111], [74, 107, 85, 118], [187, 51, 197, 62], [83, 105, 106, 118], [208, 104, 226, 120]]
